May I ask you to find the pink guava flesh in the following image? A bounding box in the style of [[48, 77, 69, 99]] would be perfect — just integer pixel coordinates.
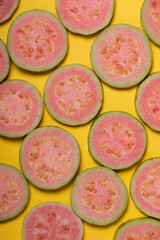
[[141, 0, 160, 46], [0, 163, 29, 222], [7, 9, 68, 72], [88, 111, 147, 170], [0, 40, 10, 82], [91, 24, 152, 88], [20, 126, 80, 190], [22, 202, 83, 240], [56, 0, 114, 35], [71, 167, 128, 225], [131, 158, 160, 219], [44, 64, 103, 126], [0, 80, 43, 138], [0, 0, 19, 24], [136, 72, 160, 132], [114, 218, 160, 240]]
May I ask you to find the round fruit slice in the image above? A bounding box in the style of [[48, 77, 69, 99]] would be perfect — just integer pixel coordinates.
[[88, 111, 147, 170], [20, 126, 80, 190], [130, 158, 160, 219], [0, 163, 30, 222], [22, 202, 83, 240], [71, 167, 128, 226], [0, 0, 19, 24], [141, 0, 160, 46], [91, 24, 152, 88], [44, 64, 103, 126], [0, 80, 43, 138], [136, 72, 160, 132], [7, 9, 68, 72], [56, 0, 114, 35], [0, 39, 10, 82], [113, 218, 160, 240]]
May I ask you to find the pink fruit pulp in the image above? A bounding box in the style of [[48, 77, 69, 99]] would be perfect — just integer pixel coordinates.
[[56, 0, 114, 34], [22, 203, 83, 240], [0, 0, 19, 23]]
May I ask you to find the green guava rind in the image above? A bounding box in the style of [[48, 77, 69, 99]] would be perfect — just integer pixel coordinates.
[[91, 24, 152, 88], [0, 163, 30, 222], [0, 79, 43, 138], [135, 72, 160, 132], [7, 9, 68, 72], [113, 217, 160, 240], [71, 167, 128, 226], [141, 0, 160, 46], [0, 39, 10, 82], [19, 126, 80, 190], [0, 0, 19, 24], [88, 111, 147, 170], [22, 202, 83, 240], [44, 64, 103, 126], [56, 0, 115, 35], [130, 158, 160, 219]]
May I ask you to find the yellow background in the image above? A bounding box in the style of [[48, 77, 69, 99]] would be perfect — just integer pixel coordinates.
[[0, 0, 160, 239]]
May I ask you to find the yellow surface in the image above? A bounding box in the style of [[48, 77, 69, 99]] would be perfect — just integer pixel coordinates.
[[0, 0, 160, 239]]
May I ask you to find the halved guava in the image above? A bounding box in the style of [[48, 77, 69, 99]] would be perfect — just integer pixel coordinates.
[[88, 111, 147, 170], [130, 157, 160, 219], [0, 80, 43, 138], [7, 9, 68, 72], [0, 0, 19, 24], [22, 202, 83, 240], [56, 0, 114, 35], [113, 217, 160, 240], [71, 167, 128, 226], [20, 126, 80, 190], [141, 0, 160, 46], [44, 64, 103, 126], [0, 39, 10, 82], [136, 72, 160, 132], [91, 24, 152, 88], [0, 163, 30, 222]]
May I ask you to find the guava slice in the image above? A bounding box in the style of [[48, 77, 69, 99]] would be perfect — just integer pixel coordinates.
[[0, 80, 43, 138], [71, 167, 128, 226], [113, 218, 160, 240], [0, 39, 10, 82], [141, 0, 160, 46], [91, 24, 152, 88], [22, 202, 83, 240], [7, 9, 68, 72], [56, 0, 114, 35], [136, 72, 160, 132], [20, 126, 80, 190], [88, 111, 147, 170], [0, 163, 30, 222], [44, 64, 103, 126], [0, 0, 19, 24], [130, 157, 160, 219]]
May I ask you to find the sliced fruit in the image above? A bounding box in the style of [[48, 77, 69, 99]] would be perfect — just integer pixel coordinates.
[[0, 39, 10, 82], [56, 0, 114, 35], [44, 64, 103, 126], [88, 111, 147, 170], [91, 24, 152, 88], [20, 126, 80, 190], [71, 167, 128, 226], [113, 217, 160, 240], [0, 163, 30, 222], [136, 72, 160, 132], [141, 0, 160, 46], [0, 80, 43, 138], [0, 0, 19, 24], [22, 202, 83, 240], [7, 9, 68, 72], [130, 157, 160, 219]]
